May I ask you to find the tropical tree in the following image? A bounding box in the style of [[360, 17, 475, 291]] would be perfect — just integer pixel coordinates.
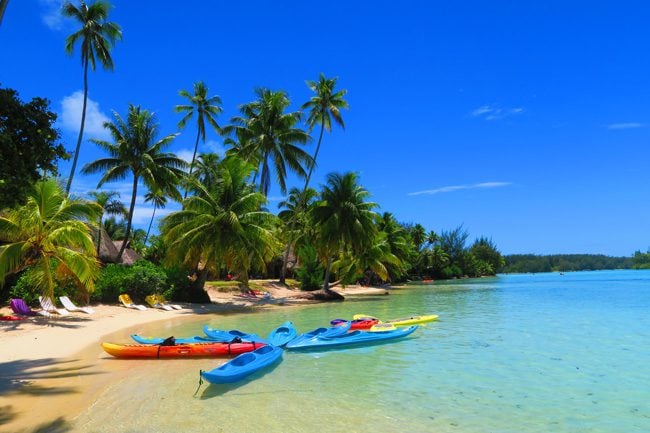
[[277, 186, 318, 279], [224, 88, 312, 197], [143, 188, 167, 245], [161, 156, 278, 300], [88, 190, 126, 255], [175, 81, 222, 198], [300, 73, 348, 190], [0, 86, 67, 209], [312, 172, 377, 293], [191, 152, 221, 190], [102, 215, 126, 240], [378, 212, 412, 281], [81, 104, 187, 261], [333, 231, 400, 285], [0, 179, 101, 301], [62, 0, 121, 195]]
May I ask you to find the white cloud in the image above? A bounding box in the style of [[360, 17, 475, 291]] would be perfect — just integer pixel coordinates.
[[40, 0, 65, 30], [175, 149, 195, 163], [408, 182, 512, 196], [471, 105, 524, 121], [607, 122, 645, 130], [205, 139, 227, 156], [60, 91, 111, 140]]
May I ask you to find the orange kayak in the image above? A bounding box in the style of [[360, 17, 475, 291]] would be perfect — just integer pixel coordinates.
[[101, 341, 266, 359]]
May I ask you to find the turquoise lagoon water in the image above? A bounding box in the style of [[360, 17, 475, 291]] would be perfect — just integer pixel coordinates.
[[75, 270, 650, 432]]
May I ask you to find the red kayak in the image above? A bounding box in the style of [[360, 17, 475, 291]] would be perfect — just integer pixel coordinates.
[[331, 318, 380, 330], [102, 341, 266, 359]]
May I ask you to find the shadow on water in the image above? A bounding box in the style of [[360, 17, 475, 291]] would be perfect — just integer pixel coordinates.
[[0, 358, 103, 397], [197, 359, 284, 399]]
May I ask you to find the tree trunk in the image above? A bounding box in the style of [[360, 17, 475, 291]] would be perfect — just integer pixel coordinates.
[[144, 205, 156, 245], [183, 128, 201, 199], [190, 266, 211, 303], [95, 212, 103, 256], [322, 255, 332, 291], [117, 175, 138, 262], [66, 58, 89, 195], [279, 118, 325, 283]]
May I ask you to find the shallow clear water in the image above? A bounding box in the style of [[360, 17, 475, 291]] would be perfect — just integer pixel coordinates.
[[75, 270, 650, 432]]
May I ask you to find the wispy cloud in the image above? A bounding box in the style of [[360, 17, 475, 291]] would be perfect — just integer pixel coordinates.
[[175, 149, 195, 163], [40, 0, 65, 30], [408, 181, 512, 196], [471, 105, 524, 121], [60, 91, 111, 140], [606, 122, 645, 130]]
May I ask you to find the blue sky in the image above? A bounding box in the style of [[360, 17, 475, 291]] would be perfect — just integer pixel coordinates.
[[1, 1, 650, 256]]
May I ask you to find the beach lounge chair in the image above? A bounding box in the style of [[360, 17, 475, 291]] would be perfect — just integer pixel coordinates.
[[39, 296, 70, 316], [118, 294, 147, 311], [10, 298, 52, 318], [145, 295, 174, 311], [59, 296, 95, 314], [153, 294, 182, 310]]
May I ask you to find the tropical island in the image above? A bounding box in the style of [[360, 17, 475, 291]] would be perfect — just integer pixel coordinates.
[[2, 2, 649, 433]]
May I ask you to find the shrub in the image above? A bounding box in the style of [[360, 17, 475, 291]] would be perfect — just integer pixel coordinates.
[[295, 245, 324, 291], [93, 260, 167, 303], [163, 266, 194, 302]]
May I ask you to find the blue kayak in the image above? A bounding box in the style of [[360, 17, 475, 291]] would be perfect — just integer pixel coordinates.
[[200, 344, 284, 384], [130, 334, 215, 345], [203, 325, 266, 343], [267, 321, 297, 347], [285, 325, 418, 350], [284, 322, 351, 347]]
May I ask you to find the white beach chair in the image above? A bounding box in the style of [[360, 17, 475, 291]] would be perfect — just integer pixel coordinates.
[[145, 295, 174, 311], [59, 296, 95, 314], [118, 294, 147, 311], [39, 296, 70, 316], [154, 294, 182, 310]]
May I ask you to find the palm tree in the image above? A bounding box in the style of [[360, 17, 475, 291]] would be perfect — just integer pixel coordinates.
[[191, 152, 221, 190], [161, 156, 278, 300], [88, 190, 126, 255], [300, 74, 348, 190], [278, 186, 318, 278], [224, 88, 312, 197], [81, 104, 187, 262], [143, 188, 167, 245], [175, 81, 222, 199], [0, 179, 101, 301], [62, 0, 121, 195], [312, 172, 377, 292], [278, 75, 348, 283]]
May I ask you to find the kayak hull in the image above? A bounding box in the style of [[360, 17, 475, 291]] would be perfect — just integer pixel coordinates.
[[202, 326, 266, 343], [102, 341, 265, 358], [286, 322, 351, 347], [267, 321, 297, 347], [331, 318, 379, 330], [201, 345, 283, 384], [353, 314, 439, 326], [286, 326, 418, 350]]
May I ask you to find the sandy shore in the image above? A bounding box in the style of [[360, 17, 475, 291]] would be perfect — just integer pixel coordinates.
[[0, 283, 389, 432]]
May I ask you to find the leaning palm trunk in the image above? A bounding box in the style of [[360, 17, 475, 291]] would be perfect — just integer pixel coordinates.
[[144, 205, 157, 245], [66, 59, 89, 195], [183, 129, 201, 200], [279, 116, 325, 283], [117, 175, 138, 261]]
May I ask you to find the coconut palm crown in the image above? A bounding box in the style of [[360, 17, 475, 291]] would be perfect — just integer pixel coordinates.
[[82, 104, 187, 261], [0, 179, 101, 300], [62, 0, 122, 195]]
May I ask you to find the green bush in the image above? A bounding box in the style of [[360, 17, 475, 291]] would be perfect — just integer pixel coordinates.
[[8, 264, 79, 305], [163, 266, 194, 302], [295, 245, 324, 291], [93, 260, 167, 303]]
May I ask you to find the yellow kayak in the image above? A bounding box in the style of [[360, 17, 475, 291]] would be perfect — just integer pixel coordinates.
[[353, 314, 439, 326]]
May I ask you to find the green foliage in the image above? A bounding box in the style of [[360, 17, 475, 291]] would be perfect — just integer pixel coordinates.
[[295, 245, 323, 291], [632, 250, 650, 269], [0, 86, 67, 209], [9, 264, 77, 305], [501, 254, 632, 273], [93, 260, 167, 303], [0, 179, 100, 301]]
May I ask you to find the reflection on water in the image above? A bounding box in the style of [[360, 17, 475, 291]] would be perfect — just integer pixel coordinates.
[[73, 271, 650, 433]]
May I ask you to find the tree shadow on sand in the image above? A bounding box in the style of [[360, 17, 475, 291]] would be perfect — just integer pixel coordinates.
[[0, 315, 92, 332], [0, 358, 103, 397], [30, 416, 72, 433]]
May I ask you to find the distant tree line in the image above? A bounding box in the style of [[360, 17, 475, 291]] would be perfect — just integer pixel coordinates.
[[500, 254, 633, 273]]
